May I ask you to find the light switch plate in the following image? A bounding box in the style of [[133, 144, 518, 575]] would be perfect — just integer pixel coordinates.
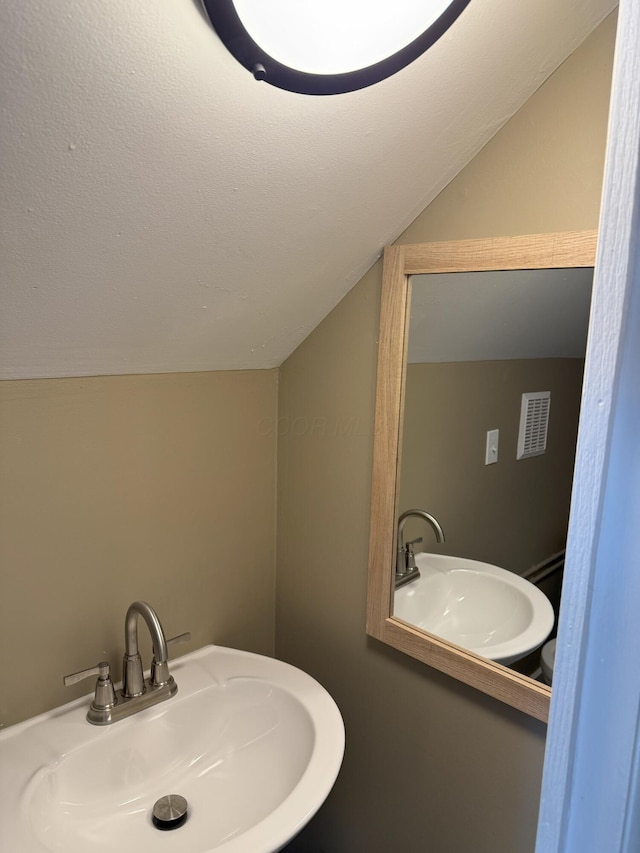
[[485, 429, 499, 465]]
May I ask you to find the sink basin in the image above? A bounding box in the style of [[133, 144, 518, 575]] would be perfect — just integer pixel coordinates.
[[393, 553, 554, 665], [0, 645, 344, 853]]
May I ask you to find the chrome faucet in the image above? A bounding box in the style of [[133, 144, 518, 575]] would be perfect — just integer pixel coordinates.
[[63, 600, 190, 725], [396, 509, 445, 588]]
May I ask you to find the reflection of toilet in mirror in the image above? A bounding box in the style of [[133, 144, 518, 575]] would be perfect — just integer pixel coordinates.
[[525, 549, 565, 683], [541, 638, 556, 684]]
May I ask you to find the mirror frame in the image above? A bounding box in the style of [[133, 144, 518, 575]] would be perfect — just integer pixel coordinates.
[[366, 229, 598, 722]]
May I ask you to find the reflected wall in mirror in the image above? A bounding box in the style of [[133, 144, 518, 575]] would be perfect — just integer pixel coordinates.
[[366, 231, 597, 722], [394, 267, 592, 678]]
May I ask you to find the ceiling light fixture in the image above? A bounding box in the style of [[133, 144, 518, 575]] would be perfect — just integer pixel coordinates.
[[202, 0, 472, 95]]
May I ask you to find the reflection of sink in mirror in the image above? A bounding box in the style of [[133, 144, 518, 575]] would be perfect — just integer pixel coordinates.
[[0, 645, 344, 853], [393, 553, 554, 665]]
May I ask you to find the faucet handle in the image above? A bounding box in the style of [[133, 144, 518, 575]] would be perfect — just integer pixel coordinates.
[[63, 660, 111, 687], [166, 632, 191, 653], [406, 537, 423, 549], [63, 661, 117, 711]]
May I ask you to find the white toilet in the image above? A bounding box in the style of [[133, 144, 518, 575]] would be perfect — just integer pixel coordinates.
[[541, 638, 556, 684]]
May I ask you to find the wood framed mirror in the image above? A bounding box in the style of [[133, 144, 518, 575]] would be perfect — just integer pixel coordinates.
[[366, 229, 597, 722]]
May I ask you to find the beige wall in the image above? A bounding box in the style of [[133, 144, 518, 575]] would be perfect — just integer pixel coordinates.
[[276, 12, 616, 853], [399, 359, 584, 574], [0, 370, 277, 726]]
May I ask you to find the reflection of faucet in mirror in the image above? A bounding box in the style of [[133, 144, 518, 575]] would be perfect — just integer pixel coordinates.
[[396, 509, 445, 588]]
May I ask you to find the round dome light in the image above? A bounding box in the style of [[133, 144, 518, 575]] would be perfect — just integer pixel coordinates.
[[202, 0, 471, 95]]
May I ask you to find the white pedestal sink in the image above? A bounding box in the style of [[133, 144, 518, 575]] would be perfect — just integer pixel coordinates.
[[0, 645, 344, 853], [394, 552, 554, 665]]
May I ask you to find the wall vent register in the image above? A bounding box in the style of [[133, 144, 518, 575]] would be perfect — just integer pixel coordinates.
[[517, 391, 551, 460]]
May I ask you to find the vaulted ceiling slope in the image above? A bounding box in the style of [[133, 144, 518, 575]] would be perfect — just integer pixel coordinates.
[[1, 0, 616, 379]]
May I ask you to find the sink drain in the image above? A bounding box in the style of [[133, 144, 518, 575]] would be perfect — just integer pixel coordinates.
[[152, 794, 188, 830]]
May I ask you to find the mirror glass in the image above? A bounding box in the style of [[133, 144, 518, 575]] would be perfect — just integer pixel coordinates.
[[393, 267, 593, 681]]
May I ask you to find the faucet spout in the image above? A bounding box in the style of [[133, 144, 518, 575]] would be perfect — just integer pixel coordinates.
[[125, 600, 169, 662], [122, 601, 171, 698], [398, 509, 445, 548]]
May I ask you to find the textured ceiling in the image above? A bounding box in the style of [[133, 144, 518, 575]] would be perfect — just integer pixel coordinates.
[[1, 0, 616, 379]]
